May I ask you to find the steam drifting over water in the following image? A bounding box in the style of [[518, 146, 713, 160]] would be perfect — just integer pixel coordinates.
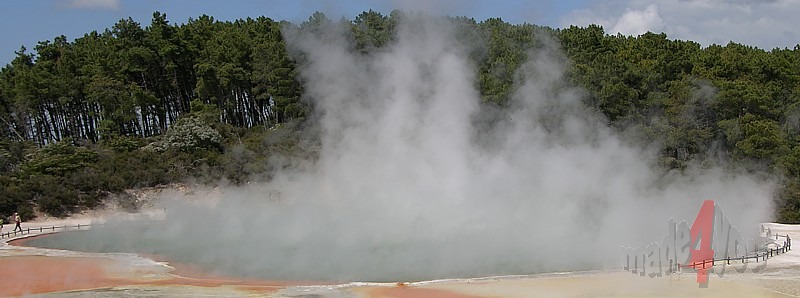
[[30, 15, 775, 282]]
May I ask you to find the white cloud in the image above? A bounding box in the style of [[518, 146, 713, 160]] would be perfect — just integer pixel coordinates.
[[562, 0, 800, 49], [64, 0, 121, 11], [610, 4, 664, 36]]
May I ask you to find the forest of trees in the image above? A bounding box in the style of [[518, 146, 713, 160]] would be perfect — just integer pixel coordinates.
[[1, 10, 799, 222]]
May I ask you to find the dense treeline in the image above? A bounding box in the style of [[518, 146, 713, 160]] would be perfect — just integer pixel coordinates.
[[1, 11, 799, 222]]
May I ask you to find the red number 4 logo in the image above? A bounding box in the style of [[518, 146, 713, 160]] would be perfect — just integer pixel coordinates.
[[689, 200, 715, 286]]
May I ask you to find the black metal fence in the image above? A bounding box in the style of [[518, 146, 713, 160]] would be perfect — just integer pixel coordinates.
[[679, 233, 792, 271], [0, 223, 96, 239]]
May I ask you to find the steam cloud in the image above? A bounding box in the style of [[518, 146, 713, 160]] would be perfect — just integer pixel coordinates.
[[33, 14, 775, 282]]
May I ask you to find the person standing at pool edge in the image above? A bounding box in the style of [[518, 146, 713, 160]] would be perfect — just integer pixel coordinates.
[[13, 212, 22, 232]]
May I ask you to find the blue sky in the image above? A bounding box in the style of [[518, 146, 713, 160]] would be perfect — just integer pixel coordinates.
[[1, 0, 798, 66]]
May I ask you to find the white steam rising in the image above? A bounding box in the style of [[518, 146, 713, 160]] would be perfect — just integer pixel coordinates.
[[34, 15, 774, 282]]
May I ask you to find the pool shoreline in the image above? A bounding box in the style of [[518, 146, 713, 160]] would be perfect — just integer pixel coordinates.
[[2, 219, 799, 297], [4, 230, 330, 296]]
